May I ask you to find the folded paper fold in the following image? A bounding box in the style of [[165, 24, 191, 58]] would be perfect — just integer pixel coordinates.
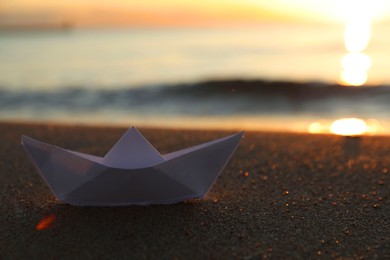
[[21, 127, 243, 206]]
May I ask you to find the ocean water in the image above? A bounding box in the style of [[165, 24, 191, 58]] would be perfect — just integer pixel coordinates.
[[1, 26, 390, 133]]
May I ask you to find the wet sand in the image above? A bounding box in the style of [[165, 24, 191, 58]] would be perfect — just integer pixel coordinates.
[[1, 122, 389, 259]]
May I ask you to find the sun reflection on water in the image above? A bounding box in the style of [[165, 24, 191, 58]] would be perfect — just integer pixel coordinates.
[[330, 118, 368, 136], [344, 15, 371, 53], [339, 0, 376, 86], [340, 53, 371, 86], [309, 118, 382, 136]]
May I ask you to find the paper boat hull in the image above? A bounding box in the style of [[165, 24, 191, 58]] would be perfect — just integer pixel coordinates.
[[22, 131, 243, 206]]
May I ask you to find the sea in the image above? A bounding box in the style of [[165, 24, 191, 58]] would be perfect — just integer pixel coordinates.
[[1, 25, 390, 133]]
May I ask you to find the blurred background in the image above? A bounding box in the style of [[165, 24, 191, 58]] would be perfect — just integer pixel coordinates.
[[1, 0, 390, 134]]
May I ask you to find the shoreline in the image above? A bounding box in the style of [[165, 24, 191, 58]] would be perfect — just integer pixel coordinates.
[[2, 116, 389, 137], [1, 121, 389, 258]]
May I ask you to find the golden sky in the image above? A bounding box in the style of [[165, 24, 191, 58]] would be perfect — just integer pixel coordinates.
[[1, 0, 389, 27]]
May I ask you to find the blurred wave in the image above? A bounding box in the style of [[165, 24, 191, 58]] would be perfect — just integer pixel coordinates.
[[1, 80, 390, 122]]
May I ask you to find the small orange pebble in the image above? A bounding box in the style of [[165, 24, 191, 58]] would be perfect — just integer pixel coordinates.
[[35, 214, 56, 231]]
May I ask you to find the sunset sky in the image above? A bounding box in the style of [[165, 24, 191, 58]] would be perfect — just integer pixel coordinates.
[[1, 0, 390, 27]]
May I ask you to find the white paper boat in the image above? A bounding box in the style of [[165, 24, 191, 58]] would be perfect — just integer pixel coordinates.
[[21, 127, 243, 206]]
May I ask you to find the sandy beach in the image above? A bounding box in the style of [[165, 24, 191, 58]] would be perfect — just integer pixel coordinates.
[[1, 121, 389, 259]]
